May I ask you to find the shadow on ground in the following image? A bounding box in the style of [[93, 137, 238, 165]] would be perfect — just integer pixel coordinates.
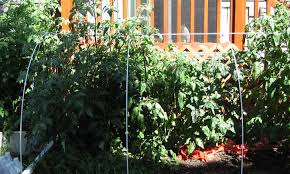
[[30, 143, 289, 174]]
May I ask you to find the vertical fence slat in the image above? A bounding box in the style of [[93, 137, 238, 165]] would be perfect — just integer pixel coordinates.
[[230, 0, 234, 42], [266, 0, 271, 14], [97, 0, 102, 22], [61, 0, 73, 30], [110, 0, 114, 23], [204, 0, 208, 43], [176, 0, 182, 42], [136, 0, 141, 15], [233, 0, 246, 49], [190, 0, 195, 43], [123, 0, 128, 18], [109, 0, 114, 33], [150, 0, 155, 27], [216, 0, 221, 43], [164, 0, 169, 42], [266, 0, 277, 14], [254, 0, 259, 18]]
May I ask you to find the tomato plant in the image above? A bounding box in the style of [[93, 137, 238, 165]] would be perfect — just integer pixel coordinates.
[[238, 3, 290, 143], [1, 1, 288, 173], [21, 0, 240, 164], [0, 0, 59, 131]]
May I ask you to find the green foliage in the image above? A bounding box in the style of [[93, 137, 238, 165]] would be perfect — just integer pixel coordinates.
[[22, 1, 239, 170], [25, 1, 161, 159], [2, 1, 288, 173], [0, 0, 59, 131], [130, 53, 239, 159], [34, 145, 161, 174], [240, 3, 290, 142]]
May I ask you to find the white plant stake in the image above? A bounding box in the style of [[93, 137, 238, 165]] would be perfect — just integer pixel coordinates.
[[231, 48, 245, 174], [19, 43, 40, 172], [19, 32, 54, 173], [125, 40, 131, 174]]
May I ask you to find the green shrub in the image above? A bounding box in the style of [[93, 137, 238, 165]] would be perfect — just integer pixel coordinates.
[[129, 52, 240, 158], [34, 148, 162, 174], [239, 2, 290, 142], [0, 0, 58, 131], [8, 1, 288, 173], [24, 0, 239, 167]]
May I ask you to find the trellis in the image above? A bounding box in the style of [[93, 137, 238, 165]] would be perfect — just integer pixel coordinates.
[[156, 41, 237, 61]]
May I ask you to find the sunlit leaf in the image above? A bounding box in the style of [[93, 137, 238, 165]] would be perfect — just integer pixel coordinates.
[[195, 138, 204, 149]]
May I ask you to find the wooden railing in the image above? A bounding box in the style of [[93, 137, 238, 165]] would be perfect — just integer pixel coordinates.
[[61, 0, 281, 50]]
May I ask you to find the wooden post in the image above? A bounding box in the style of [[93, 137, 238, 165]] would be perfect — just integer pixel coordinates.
[[97, 0, 102, 22], [190, 0, 195, 43], [150, 0, 155, 27], [123, 0, 128, 18], [266, 0, 271, 14], [164, 0, 169, 42], [230, 0, 234, 42], [216, 0, 221, 43], [266, 0, 277, 14], [110, 0, 114, 23], [254, 0, 259, 18], [176, 0, 182, 43], [233, 0, 246, 49], [204, 0, 208, 43], [61, 0, 73, 30], [136, 0, 141, 15]]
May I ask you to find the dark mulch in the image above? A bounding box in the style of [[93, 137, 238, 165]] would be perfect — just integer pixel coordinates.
[[160, 147, 289, 174]]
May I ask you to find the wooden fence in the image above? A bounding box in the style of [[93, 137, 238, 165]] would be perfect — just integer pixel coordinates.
[[61, 0, 280, 50]]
